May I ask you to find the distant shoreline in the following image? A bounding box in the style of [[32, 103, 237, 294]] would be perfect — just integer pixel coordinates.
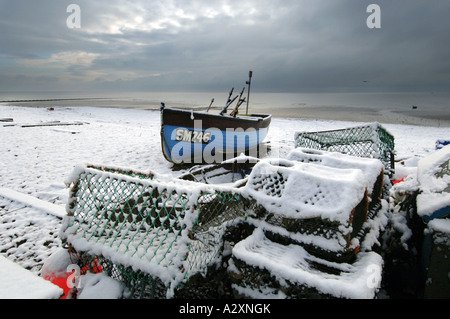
[[0, 98, 109, 103], [1, 97, 449, 128]]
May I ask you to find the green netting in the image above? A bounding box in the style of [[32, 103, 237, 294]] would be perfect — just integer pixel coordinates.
[[60, 151, 390, 298], [294, 123, 395, 174], [61, 165, 252, 298]]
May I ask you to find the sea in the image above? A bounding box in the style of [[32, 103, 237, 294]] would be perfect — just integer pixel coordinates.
[[1, 91, 449, 125]]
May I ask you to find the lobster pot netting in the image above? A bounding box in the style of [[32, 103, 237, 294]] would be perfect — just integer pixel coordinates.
[[240, 153, 389, 263], [60, 165, 250, 298], [294, 123, 395, 175]]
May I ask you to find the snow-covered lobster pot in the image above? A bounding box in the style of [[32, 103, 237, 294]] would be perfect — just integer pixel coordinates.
[[287, 148, 385, 207], [242, 153, 385, 263], [60, 164, 250, 298], [229, 228, 384, 299], [294, 122, 395, 176]]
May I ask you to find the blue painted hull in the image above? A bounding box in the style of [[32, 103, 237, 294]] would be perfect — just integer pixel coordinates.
[[160, 106, 271, 164]]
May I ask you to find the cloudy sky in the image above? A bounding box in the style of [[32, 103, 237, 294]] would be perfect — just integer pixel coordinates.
[[0, 0, 449, 93]]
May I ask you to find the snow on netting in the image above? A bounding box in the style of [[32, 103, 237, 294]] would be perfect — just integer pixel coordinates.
[[229, 228, 384, 299], [416, 144, 450, 221], [294, 122, 395, 175], [59, 150, 389, 298], [287, 148, 385, 205], [241, 154, 386, 263], [228, 154, 388, 298], [60, 165, 252, 298]]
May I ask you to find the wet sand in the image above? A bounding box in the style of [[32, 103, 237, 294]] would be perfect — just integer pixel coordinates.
[[267, 105, 450, 127], [1, 96, 449, 127]]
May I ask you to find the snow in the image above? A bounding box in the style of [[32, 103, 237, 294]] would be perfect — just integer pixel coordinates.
[[60, 163, 240, 297], [0, 254, 63, 299], [0, 187, 66, 219], [40, 247, 76, 279], [232, 228, 383, 299], [243, 158, 368, 222], [1, 104, 447, 206], [0, 196, 62, 273], [417, 144, 450, 193], [428, 218, 450, 234], [287, 148, 384, 194], [1, 104, 450, 299], [77, 273, 126, 299], [39, 247, 126, 299], [416, 145, 450, 219]]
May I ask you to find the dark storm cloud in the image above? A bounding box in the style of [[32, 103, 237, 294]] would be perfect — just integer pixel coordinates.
[[0, 0, 449, 93]]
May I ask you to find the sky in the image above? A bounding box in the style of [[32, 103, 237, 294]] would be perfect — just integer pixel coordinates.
[[0, 0, 449, 94]]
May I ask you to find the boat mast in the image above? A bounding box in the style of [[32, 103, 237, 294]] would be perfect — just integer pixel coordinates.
[[246, 70, 253, 115]]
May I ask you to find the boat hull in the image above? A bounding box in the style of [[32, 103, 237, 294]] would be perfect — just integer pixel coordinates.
[[160, 107, 271, 164]]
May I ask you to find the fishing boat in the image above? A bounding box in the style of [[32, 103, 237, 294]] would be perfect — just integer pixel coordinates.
[[160, 72, 272, 164]]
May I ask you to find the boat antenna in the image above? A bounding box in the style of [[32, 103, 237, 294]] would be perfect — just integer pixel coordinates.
[[245, 70, 253, 115], [206, 98, 214, 112], [220, 87, 235, 115]]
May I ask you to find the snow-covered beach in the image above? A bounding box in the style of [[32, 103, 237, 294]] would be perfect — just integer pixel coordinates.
[[1, 101, 449, 299], [1, 101, 448, 203]]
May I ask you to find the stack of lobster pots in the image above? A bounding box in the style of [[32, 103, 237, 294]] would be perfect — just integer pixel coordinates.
[[228, 148, 388, 299]]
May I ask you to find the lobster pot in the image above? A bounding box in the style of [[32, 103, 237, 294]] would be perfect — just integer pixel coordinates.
[[244, 160, 381, 262], [294, 123, 395, 176], [287, 148, 385, 208], [229, 229, 383, 299], [242, 159, 371, 262], [61, 165, 250, 298]]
